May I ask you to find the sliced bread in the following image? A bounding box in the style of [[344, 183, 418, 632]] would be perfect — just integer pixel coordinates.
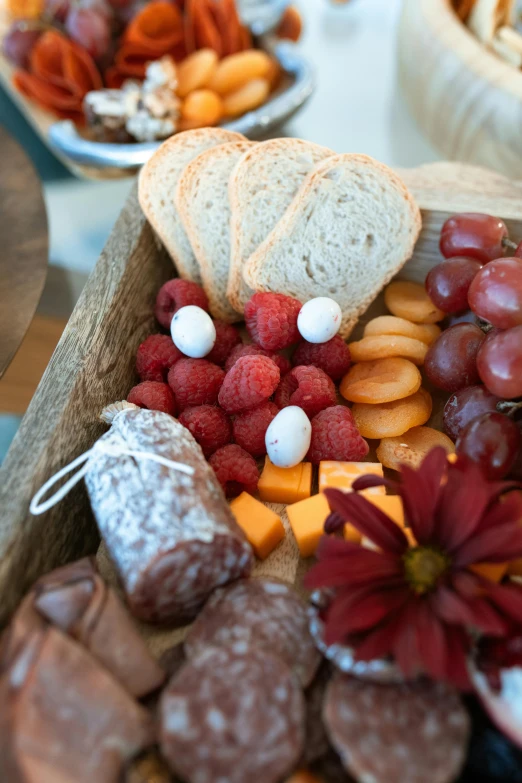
[[227, 138, 333, 313], [138, 128, 244, 282], [176, 140, 255, 323], [242, 154, 422, 339]]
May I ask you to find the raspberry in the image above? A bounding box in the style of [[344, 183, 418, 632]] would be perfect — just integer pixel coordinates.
[[127, 381, 177, 416], [218, 356, 280, 414], [293, 336, 351, 381], [224, 343, 291, 375], [244, 292, 302, 351], [274, 365, 337, 418], [136, 334, 183, 382], [168, 359, 225, 410], [209, 444, 259, 497], [232, 401, 279, 457], [206, 320, 242, 366], [179, 405, 231, 457], [155, 278, 209, 329], [307, 406, 369, 464]]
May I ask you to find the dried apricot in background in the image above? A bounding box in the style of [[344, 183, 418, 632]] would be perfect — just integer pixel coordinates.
[[223, 78, 270, 117], [384, 281, 445, 324], [180, 88, 223, 128], [208, 50, 272, 95], [340, 357, 421, 404], [176, 48, 218, 97], [363, 316, 441, 346], [352, 388, 433, 439], [377, 426, 456, 471], [347, 334, 428, 366], [276, 5, 303, 41]]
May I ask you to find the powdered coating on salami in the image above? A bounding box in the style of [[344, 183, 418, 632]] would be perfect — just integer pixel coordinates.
[[324, 674, 470, 783], [160, 643, 305, 783], [85, 409, 253, 623], [184, 578, 321, 687]]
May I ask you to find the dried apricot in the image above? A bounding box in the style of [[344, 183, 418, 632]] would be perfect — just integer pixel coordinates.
[[347, 334, 428, 365], [180, 89, 223, 127], [352, 388, 433, 439], [376, 426, 455, 471], [208, 50, 272, 95], [384, 281, 445, 324], [363, 316, 441, 346], [265, 57, 282, 90], [339, 357, 421, 404], [177, 49, 218, 98], [223, 78, 270, 117]]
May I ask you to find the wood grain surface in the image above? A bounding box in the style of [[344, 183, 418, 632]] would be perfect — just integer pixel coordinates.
[[0, 125, 48, 378], [1, 161, 522, 627], [398, 0, 522, 178]]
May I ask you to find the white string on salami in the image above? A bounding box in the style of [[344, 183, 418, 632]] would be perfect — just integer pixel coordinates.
[[30, 441, 195, 516]]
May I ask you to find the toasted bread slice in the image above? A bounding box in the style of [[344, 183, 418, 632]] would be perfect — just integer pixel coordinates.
[[138, 128, 244, 282], [176, 140, 255, 322], [227, 138, 333, 313], [243, 154, 422, 339], [468, 0, 514, 43]]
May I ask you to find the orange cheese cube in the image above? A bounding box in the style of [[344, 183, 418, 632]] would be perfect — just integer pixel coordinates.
[[258, 457, 312, 504], [319, 461, 385, 496], [230, 492, 285, 560], [471, 562, 508, 582], [286, 493, 330, 558], [343, 495, 404, 544], [509, 558, 522, 577]]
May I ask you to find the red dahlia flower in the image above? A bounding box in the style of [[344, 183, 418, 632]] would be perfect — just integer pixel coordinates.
[[304, 447, 522, 690]]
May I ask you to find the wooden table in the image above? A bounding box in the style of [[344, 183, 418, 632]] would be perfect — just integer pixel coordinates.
[[0, 125, 49, 378]]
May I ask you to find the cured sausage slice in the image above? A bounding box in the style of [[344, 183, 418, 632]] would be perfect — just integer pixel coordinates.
[[303, 661, 332, 765], [323, 674, 470, 783], [85, 409, 254, 623], [160, 643, 305, 783], [184, 578, 321, 686]]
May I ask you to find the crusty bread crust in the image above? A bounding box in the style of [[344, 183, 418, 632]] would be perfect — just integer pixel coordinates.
[[138, 128, 244, 282], [242, 154, 422, 339], [176, 140, 254, 323], [227, 138, 333, 313]]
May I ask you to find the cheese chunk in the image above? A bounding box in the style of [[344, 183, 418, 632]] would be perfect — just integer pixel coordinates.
[[344, 495, 404, 544], [286, 493, 330, 558], [471, 563, 508, 582], [258, 457, 312, 505], [319, 461, 385, 496], [230, 492, 285, 560]]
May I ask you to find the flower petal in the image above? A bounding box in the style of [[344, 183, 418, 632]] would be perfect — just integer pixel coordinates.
[[435, 459, 490, 551], [483, 581, 522, 625], [324, 511, 346, 534], [352, 474, 397, 492], [305, 549, 403, 592], [413, 601, 448, 682], [453, 523, 522, 567], [475, 490, 522, 533], [325, 488, 409, 554], [392, 599, 424, 680], [325, 584, 409, 641], [431, 585, 507, 636], [444, 626, 472, 691], [398, 447, 448, 544], [354, 613, 404, 662]]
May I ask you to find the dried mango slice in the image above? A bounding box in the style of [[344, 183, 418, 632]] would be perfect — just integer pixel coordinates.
[[7, 0, 43, 19], [340, 358, 421, 404], [384, 280, 446, 324], [347, 334, 428, 365], [363, 316, 441, 345], [376, 426, 455, 471], [352, 388, 433, 439]]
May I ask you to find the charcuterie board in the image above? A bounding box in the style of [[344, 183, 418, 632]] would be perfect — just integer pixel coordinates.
[[1, 159, 522, 630]]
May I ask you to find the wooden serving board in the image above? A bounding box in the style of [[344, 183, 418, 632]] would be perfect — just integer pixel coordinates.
[[2, 161, 522, 629]]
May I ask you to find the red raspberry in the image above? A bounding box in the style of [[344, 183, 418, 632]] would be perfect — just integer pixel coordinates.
[[307, 406, 369, 464], [168, 359, 225, 410], [293, 336, 351, 381], [232, 401, 279, 457], [127, 381, 177, 416], [136, 334, 183, 382], [206, 320, 242, 366], [224, 343, 291, 375], [218, 356, 280, 414], [155, 279, 209, 329], [209, 444, 259, 497], [179, 405, 231, 457], [274, 365, 336, 418], [244, 292, 302, 351]]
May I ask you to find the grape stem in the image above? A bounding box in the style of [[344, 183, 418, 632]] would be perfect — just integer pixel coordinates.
[[497, 399, 522, 418], [502, 236, 518, 252]]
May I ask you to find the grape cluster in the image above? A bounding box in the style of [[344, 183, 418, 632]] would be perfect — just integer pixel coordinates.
[[425, 213, 522, 479]]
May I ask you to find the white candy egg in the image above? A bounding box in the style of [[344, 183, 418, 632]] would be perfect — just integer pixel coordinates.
[[297, 297, 342, 344], [265, 406, 312, 468], [170, 305, 216, 358]]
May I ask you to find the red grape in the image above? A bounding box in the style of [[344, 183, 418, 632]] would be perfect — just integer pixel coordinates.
[[468, 257, 522, 329], [456, 412, 521, 480], [65, 6, 111, 60], [440, 213, 507, 263], [424, 323, 485, 392], [2, 24, 41, 68], [425, 256, 483, 313], [477, 325, 522, 399], [443, 385, 500, 440], [445, 310, 481, 328], [515, 241, 522, 259]]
